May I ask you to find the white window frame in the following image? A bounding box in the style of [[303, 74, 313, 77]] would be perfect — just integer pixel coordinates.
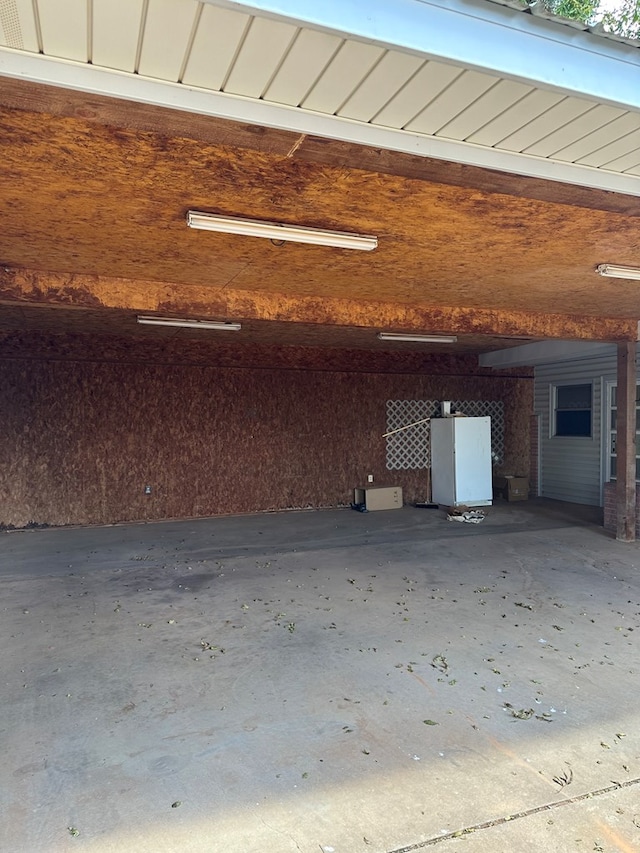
[[550, 381, 593, 439], [605, 379, 640, 483]]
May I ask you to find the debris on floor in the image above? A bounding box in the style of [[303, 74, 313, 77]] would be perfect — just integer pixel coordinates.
[[3, 503, 640, 853], [447, 508, 486, 523]]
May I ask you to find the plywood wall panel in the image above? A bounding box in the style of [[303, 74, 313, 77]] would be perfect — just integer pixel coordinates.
[[0, 334, 532, 527], [0, 330, 530, 376]]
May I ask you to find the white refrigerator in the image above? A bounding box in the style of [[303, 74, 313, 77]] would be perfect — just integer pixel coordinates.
[[431, 416, 492, 507]]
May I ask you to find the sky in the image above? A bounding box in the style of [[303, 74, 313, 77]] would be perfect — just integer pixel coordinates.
[[596, 0, 621, 13]]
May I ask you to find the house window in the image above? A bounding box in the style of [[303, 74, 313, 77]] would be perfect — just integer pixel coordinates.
[[554, 383, 592, 437], [608, 383, 640, 481]]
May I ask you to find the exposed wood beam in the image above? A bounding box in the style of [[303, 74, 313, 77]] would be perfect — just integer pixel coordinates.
[[616, 341, 637, 542], [1, 78, 640, 217], [0, 267, 638, 343], [294, 139, 640, 218], [0, 78, 298, 157], [2, 48, 640, 197]]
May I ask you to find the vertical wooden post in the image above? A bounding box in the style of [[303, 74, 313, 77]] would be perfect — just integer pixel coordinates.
[[616, 341, 636, 542]]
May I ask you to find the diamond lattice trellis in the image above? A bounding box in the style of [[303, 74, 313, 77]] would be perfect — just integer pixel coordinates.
[[385, 400, 504, 470]]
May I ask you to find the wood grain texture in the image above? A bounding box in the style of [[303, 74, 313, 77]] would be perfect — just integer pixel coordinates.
[[0, 77, 638, 217], [0, 329, 533, 374], [0, 332, 532, 527], [0, 305, 537, 355], [0, 106, 639, 321], [1, 268, 636, 342]]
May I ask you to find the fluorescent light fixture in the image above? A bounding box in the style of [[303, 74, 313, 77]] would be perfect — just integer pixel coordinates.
[[596, 264, 640, 281], [378, 332, 458, 343], [186, 210, 377, 251], [137, 316, 241, 331]]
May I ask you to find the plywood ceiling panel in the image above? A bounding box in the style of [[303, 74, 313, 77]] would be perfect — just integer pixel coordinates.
[[1, 107, 639, 321], [0, 304, 537, 354], [0, 1, 637, 189], [137, 0, 199, 81], [223, 16, 297, 98], [92, 0, 144, 73], [3, 75, 638, 216]]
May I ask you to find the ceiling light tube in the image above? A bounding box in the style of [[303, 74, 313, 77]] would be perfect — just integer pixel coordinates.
[[137, 316, 241, 331], [187, 210, 377, 251], [596, 264, 640, 281], [378, 332, 458, 343]]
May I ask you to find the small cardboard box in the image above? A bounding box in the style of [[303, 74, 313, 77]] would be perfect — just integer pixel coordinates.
[[493, 476, 529, 502], [354, 486, 403, 511]]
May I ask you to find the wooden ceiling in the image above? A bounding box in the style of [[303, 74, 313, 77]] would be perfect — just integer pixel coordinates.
[[0, 304, 536, 355], [0, 80, 639, 351], [2, 0, 639, 187]]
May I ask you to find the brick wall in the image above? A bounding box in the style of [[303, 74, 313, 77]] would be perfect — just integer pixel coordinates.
[[603, 481, 640, 536]]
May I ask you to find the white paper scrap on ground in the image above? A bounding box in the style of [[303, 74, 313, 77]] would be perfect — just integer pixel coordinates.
[[447, 510, 485, 523]]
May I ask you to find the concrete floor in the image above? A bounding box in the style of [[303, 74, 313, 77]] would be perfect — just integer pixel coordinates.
[[1, 500, 640, 853]]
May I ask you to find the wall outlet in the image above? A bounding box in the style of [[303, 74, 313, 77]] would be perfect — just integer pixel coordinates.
[[367, 474, 374, 483], [144, 485, 152, 495]]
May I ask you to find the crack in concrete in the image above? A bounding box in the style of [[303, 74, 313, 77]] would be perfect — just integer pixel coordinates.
[[387, 777, 640, 851], [259, 816, 303, 852]]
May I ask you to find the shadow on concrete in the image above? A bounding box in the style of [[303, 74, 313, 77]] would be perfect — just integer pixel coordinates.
[[2, 499, 639, 853]]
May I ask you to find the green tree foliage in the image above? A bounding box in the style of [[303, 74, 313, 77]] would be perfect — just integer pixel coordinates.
[[542, 0, 640, 39], [543, 0, 599, 22], [540, 0, 640, 37], [601, 0, 640, 37]]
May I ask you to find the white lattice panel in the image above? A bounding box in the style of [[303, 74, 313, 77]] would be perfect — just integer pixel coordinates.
[[386, 400, 504, 470]]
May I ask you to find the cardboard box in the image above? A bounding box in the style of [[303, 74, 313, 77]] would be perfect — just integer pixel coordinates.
[[493, 476, 529, 502], [354, 486, 403, 511]]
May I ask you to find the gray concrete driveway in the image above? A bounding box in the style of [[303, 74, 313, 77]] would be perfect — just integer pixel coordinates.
[[1, 501, 639, 853]]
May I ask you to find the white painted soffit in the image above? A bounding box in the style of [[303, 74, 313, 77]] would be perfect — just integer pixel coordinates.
[[1, 0, 640, 194], [213, 0, 640, 107], [480, 340, 616, 368]]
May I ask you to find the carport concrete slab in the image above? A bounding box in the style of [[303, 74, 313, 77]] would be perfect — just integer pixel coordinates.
[[442, 787, 640, 852], [1, 501, 639, 853]]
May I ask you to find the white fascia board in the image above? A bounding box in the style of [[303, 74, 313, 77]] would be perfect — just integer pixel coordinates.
[[2, 48, 640, 197], [480, 340, 615, 368], [209, 0, 640, 112]]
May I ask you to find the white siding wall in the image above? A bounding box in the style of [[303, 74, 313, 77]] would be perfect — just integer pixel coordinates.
[[535, 352, 619, 506]]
